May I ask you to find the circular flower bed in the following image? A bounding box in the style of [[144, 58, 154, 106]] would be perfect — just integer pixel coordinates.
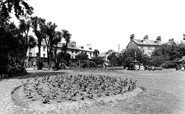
[[21, 74, 137, 103], [12, 74, 142, 112]]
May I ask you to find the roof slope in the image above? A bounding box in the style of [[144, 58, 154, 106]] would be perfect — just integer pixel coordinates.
[[134, 39, 162, 46]]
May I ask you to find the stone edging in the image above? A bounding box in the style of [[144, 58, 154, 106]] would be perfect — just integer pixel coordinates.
[[11, 86, 144, 112]]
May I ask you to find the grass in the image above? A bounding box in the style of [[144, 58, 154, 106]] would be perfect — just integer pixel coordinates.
[[68, 69, 185, 114], [9, 69, 185, 113]]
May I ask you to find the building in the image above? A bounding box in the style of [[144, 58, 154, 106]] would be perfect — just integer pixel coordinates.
[[65, 41, 94, 59], [27, 41, 94, 61], [126, 35, 163, 56]]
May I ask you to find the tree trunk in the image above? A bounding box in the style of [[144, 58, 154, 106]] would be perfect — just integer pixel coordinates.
[[47, 48, 50, 70], [37, 44, 42, 70], [54, 46, 59, 70]]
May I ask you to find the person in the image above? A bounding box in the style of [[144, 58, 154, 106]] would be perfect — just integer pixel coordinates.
[[33, 60, 37, 70]]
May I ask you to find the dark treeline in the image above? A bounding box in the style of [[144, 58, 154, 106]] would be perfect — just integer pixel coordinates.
[[0, 0, 72, 76]]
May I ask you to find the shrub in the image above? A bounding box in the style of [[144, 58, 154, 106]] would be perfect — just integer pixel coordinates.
[[161, 61, 176, 68]]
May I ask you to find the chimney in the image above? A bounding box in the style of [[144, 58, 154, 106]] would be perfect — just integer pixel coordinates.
[[156, 36, 161, 43], [143, 35, 148, 40], [130, 34, 135, 42]]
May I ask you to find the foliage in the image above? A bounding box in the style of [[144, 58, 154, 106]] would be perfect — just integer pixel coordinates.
[[120, 48, 149, 67], [0, 0, 33, 75], [56, 52, 71, 69], [160, 61, 177, 68], [22, 74, 137, 103], [18, 19, 36, 55], [93, 49, 100, 57], [54, 30, 71, 69], [61, 30, 72, 54], [43, 21, 59, 69], [75, 52, 89, 60], [91, 56, 104, 65], [151, 42, 185, 67], [0, 0, 33, 23], [31, 16, 47, 69], [69, 62, 78, 68], [107, 53, 121, 66]]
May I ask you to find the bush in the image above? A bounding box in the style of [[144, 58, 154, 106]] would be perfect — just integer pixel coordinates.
[[161, 61, 176, 68], [69, 62, 78, 68]]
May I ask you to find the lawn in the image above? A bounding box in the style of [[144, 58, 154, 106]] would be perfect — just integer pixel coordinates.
[[0, 69, 185, 114]]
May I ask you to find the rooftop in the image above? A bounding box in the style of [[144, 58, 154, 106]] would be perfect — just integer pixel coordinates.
[[133, 39, 163, 46]]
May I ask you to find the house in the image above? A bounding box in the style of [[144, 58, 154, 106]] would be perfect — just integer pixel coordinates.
[[27, 41, 94, 62], [65, 41, 94, 59], [126, 35, 163, 56]]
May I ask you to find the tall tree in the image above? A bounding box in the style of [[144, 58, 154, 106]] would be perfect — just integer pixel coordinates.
[[0, 0, 33, 24], [61, 29, 71, 54], [0, 0, 33, 75], [18, 19, 36, 67], [51, 31, 63, 69], [42, 22, 58, 70], [31, 16, 46, 69]]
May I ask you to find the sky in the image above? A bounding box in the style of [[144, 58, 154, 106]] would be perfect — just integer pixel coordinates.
[[27, 0, 185, 53]]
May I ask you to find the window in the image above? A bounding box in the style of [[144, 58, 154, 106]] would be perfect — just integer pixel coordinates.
[[43, 54, 46, 58], [43, 46, 46, 51]]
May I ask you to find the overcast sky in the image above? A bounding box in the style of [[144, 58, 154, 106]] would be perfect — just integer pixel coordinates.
[[27, 0, 185, 53]]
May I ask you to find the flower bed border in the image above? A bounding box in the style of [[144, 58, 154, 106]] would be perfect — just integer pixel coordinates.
[[11, 85, 143, 113]]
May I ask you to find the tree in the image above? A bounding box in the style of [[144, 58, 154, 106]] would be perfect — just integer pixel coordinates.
[[54, 30, 71, 69], [75, 53, 89, 60], [151, 42, 185, 67], [91, 56, 104, 66], [31, 16, 46, 69], [93, 49, 100, 57], [42, 22, 58, 70], [52, 31, 63, 69], [0, 0, 33, 75], [57, 52, 71, 66], [120, 48, 149, 67], [0, 0, 33, 24], [18, 19, 36, 67], [107, 53, 120, 66], [61, 29, 71, 54]]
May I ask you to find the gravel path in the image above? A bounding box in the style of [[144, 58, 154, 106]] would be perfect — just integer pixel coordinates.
[[0, 79, 24, 114]]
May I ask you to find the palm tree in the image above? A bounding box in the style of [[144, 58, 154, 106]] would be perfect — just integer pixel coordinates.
[[31, 16, 46, 69], [18, 19, 37, 67], [44, 22, 58, 70], [53, 31, 62, 69], [61, 29, 71, 54]]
